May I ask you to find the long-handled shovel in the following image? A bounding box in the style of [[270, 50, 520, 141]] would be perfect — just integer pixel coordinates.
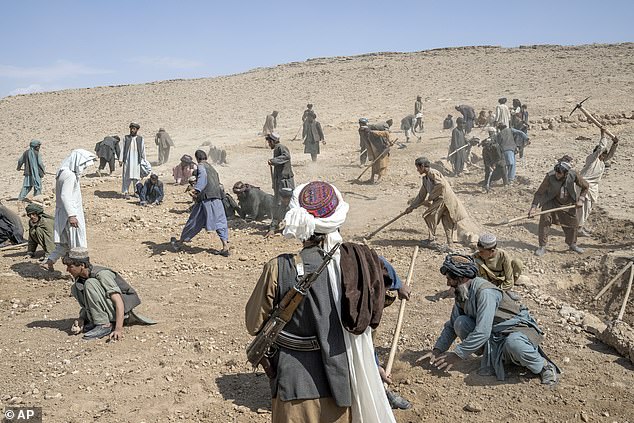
[[385, 246, 419, 377], [487, 204, 575, 226], [366, 210, 408, 239], [291, 125, 303, 141]]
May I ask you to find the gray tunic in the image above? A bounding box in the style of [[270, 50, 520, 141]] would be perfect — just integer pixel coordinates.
[[270, 144, 295, 195], [272, 247, 352, 406], [303, 120, 324, 155]]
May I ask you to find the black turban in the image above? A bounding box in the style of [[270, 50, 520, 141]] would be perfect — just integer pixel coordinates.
[[440, 254, 478, 279]]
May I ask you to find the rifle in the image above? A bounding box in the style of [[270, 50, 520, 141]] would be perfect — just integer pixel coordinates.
[[246, 242, 341, 378]]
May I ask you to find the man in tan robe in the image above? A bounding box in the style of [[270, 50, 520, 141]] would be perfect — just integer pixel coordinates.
[[363, 128, 391, 184], [405, 157, 468, 247]]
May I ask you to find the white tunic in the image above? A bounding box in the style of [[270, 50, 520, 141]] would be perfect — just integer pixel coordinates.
[[124, 136, 143, 180], [54, 171, 87, 248]]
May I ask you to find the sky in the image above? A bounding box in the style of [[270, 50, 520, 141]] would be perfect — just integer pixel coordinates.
[[1, 0, 632, 98]]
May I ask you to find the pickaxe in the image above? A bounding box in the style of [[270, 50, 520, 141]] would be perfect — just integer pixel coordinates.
[[569, 97, 618, 141]]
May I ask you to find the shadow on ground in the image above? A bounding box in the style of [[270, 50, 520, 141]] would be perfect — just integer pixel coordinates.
[[94, 190, 122, 199], [216, 372, 271, 412], [27, 318, 75, 334], [10, 262, 65, 281]]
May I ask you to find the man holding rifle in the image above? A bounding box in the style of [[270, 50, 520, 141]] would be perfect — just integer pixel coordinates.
[[245, 181, 395, 423]]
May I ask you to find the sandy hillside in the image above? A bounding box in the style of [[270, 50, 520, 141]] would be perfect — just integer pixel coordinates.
[[1, 43, 634, 422]]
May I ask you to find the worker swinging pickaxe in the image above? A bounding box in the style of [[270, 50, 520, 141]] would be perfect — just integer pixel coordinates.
[[569, 97, 618, 141]]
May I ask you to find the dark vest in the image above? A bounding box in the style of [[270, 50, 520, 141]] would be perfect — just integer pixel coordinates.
[[197, 162, 223, 201], [90, 265, 141, 313], [271, 247, 352, 406], [537, 169, 581, 206], [475, 279, 542, 346]]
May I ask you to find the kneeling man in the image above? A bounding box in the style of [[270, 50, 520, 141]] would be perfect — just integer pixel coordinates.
[[422, 254, 558, 385], [64, 247, 153, 341]]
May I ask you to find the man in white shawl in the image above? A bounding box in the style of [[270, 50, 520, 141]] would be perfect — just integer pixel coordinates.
[[121, 122, 146, 199], [43, 149, 96, 271], [245, 181, 395, 423], [577, 129, 619, 235]]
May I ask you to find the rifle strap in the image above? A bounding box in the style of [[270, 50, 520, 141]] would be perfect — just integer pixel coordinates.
[[295, 254, 305, 278]]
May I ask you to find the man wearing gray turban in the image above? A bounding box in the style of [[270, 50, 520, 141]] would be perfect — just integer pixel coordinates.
[[420, 254, 559, 385]]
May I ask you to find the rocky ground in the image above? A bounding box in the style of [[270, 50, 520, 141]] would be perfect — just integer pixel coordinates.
[[1, 43, 633, 422]]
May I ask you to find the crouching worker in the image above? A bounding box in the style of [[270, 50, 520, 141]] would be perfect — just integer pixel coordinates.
[[420, 254, 559, 385], [472, 233, 523, 300], [136, 173, 164, 206], [64, 247, 155, 341]]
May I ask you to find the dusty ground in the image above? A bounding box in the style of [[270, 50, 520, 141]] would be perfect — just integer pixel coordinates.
[[1, 43, 634, 422]]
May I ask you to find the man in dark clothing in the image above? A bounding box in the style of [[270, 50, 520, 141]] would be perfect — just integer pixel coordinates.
[[302, 104, 314, 122], [0, 204, 25, 246], [265, 187, 293, 238], [414, 96, 424, 133], [443, 114, 454, 130], [401, 115, 417, 142], [171, 150, 229, 256], [481, 130, 508, 191], [529, 161, 589, 256], [25, 203, 55, 260], [455, 105, 476, 133], [369, 119, 393, 131], [95, 136, 121, 175], [496, 123, 518, 183], [155, 128, 174, 165], [232, 181, 274, 221], [448, 117, 468, 176], [358, 118, 370, 165], [17, 139, 46, 200], [511, 127, 530, 162], [135, 174, 164, 206], [302, 111, 325, 162], [267, 132, 295, 224], [208, 145, 227, 165]]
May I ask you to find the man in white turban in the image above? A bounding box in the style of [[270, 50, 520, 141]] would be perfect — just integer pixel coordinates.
[[245, 181, 395, 423], [43, 149, 96, 271]]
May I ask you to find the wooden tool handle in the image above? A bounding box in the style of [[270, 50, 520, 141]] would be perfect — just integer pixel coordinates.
[[579, 106, 617, 141], [506, 204, 576, 224], [385, 246, 419, 376], [617, 265, 634, 321], [367, 210, 408, 239]]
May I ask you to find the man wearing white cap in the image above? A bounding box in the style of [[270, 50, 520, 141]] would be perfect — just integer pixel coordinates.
[[473, 233, 523, 300], [246, 181, 395, 423]]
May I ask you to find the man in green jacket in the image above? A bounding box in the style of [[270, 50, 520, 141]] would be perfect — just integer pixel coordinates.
[[25, 203, 55, 260]]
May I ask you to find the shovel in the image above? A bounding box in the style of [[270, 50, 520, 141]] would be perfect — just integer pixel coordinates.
[[488, 204, 575, 226]]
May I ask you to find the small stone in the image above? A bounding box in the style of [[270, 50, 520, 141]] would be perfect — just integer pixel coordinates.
[[562, 357, 570, 364], [256, 408, 270, 414], [464, 402, 483, 413], [580, 411, 589, 422], [31, 388, 39, 395]]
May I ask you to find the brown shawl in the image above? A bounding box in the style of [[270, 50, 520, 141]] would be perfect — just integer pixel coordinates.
[[339, 242, 386, 335]]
